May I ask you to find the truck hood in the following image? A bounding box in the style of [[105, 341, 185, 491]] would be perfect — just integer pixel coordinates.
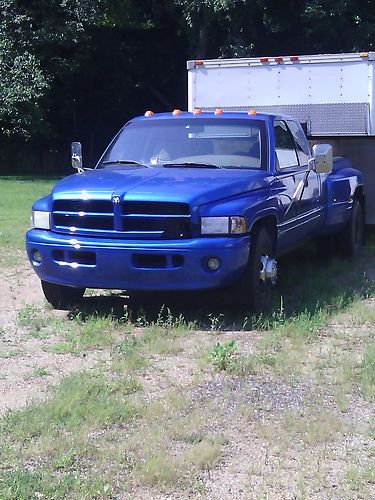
[[52, 167, 269, 206]]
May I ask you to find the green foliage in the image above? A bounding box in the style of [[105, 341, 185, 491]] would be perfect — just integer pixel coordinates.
[[0, 0, 99, 137], [2, 1, 375, 171], [210, 340, 237, 371]]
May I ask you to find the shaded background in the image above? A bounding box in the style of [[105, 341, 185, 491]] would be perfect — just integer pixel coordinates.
[[1, 0, 374, 174]]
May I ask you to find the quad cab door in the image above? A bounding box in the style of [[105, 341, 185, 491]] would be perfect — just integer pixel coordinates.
[[273, 119, 322, 250]]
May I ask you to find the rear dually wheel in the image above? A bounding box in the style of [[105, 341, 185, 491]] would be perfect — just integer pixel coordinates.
[[336, 199, 364, 258]]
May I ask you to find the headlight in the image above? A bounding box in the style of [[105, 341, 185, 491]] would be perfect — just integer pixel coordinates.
[[31, 210, 50, 230], [201, 216, 247, 235]]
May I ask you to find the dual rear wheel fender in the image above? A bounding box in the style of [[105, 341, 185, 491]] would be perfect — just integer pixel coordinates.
[[318, 199, 364, 259]]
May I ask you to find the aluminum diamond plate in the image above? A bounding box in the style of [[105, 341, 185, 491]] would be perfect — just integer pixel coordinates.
[[201, 103, 369, 136]]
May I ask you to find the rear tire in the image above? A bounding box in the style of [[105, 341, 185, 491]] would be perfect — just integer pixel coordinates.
[[336, 199, 364, 258], [41, 280, 85, 310], [235, 227, 275, 313]]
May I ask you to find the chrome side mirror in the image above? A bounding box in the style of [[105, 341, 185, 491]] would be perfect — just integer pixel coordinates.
[[312, 144, 333, 174], [71, 142, 83, 172]]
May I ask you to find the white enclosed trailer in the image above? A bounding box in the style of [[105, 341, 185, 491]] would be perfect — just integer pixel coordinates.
[[187, 52, 375, 223]]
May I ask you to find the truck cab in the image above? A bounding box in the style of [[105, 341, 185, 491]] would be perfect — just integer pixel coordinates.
[[26, 109, 363, 311]]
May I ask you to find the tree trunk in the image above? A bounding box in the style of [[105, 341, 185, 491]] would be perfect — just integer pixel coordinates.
[[196, 5, 210, 59]]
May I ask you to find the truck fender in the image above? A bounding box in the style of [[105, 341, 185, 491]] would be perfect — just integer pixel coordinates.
[[248, 213, 278, 252]]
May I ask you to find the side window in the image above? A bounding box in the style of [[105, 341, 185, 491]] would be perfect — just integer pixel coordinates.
[[287, 120, 310, 166], [274, 120, 299, 169]]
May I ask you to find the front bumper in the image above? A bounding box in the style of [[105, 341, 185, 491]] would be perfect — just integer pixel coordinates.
[[26, 230, 250, 291]]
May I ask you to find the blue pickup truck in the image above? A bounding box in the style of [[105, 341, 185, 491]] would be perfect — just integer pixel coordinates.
[[26, 111, 364, 311]]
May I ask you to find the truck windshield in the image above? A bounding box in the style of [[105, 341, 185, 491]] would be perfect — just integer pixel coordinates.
[[98, 118, 266, 169]]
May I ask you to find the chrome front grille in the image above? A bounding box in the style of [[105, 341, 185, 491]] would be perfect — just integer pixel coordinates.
[[52, 199, 191, 239]]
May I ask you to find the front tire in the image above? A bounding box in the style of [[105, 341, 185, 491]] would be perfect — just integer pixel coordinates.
[[235, 227, 275, 313], [41, 280, 85, 310]]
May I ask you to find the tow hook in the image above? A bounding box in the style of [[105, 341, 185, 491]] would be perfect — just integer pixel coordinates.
[[260, 255, 277, 285]]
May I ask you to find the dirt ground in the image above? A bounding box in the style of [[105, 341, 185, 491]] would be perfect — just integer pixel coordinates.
[[0, 260, 98, 415], [1, 255, 374, 499]]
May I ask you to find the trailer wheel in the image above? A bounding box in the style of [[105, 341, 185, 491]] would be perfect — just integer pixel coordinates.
[[236, 227, 276, 313], [41, 280, 85, 310], [336, 199, 364, 258]]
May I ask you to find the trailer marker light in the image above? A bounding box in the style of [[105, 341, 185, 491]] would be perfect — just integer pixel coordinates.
[[248, 109, 257, 115], [195, 60, 204, 66], [360, 52, 369, 58], [275, 57, 283, 63], [193, 108, 202, 114], [260, 57, 269, 63], [214, 108, 223, 115], [144, 110, 154, 117], [290, 56, 299, 61], [172, 109, 182, 115]]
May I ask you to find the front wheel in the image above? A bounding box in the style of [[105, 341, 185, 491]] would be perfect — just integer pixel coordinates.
[[235, 227, 277, 313], [41, 280, 85, 310]]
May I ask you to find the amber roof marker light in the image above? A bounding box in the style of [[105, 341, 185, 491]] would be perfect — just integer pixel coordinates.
[[144, 110, 154, 117], [214, 108, 224, 115], [172, 109, 183, 116], [248, 109, 257, 115], [193, 108, 202, 115]]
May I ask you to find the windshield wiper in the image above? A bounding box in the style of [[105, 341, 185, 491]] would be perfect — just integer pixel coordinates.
[[101, 160, 150, 168], [162, 161, 223, 169]]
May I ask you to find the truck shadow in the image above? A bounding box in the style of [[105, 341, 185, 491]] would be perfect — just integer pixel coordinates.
[[71, 229, 375, 331]]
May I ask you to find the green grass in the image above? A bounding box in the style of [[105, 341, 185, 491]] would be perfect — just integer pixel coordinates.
[[34, 367, 49, 377], [361, 344, 375, 400], [1, 371, 140, 445], [2, 177, 375, 498], [0, 176, 57, 267]]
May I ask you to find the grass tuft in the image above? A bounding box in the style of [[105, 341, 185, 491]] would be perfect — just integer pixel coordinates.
[[1, 371, 140, 446]]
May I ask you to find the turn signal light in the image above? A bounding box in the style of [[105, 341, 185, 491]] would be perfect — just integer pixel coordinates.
[[360, 52, 369, 57]]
